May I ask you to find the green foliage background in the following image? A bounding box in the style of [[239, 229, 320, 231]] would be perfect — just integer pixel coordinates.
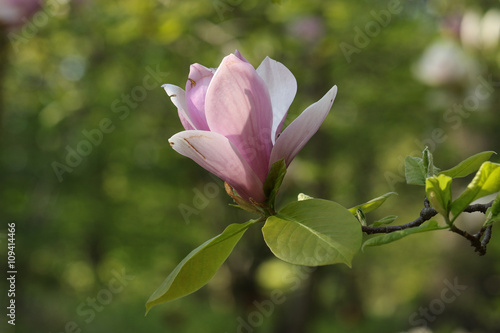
[[1, 0, 500, 332]]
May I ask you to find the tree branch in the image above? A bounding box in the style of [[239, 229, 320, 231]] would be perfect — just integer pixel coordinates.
[[361, 207, 438, 234], [362, 200, 494, 255], [464, 202, 491, 214]]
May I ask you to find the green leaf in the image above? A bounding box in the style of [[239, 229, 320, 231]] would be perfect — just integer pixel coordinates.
[[405, 156, 426, 185], [485, 193, 500, 226], [362, 220, 446, 250], [263, 159, 287, 209], [405, 148, 440, 185], [262, 199, 362, 267], [356, 208, 367, 226], [348, 192, 398, 214], [146, 220, 257, 313], [439, 151, 496, 178], [423, 146, 435, 178], [372, 215, 398, 227], [451, 162, 500, 219], [426, 174, 453, 218]]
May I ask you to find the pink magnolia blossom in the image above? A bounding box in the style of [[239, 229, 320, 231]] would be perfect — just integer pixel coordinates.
[[166, 52, 337, 203]]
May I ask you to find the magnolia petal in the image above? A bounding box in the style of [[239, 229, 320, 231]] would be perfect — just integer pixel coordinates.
[[270, 85, 338, 166], [185, 64, 213, 131], [205, 54, 274, 182], [163, 84, 195, 130], [256, 57, 297, 144], [177, 110, 195, 131], [234, 50, 250, 63], [169, 130, 266, 202]]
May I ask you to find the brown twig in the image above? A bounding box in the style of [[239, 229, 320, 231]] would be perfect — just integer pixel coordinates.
[[362, 200, 494, 255], [361, 207, 438, 234]]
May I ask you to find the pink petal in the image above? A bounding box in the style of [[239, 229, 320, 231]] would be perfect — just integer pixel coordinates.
[[256, 57, 297, 143], [205, 54, 274, 182], [177, 109, 195, 131], [269, 85, 338, 166], [163, 84, 195, 130], [185, 64, 214, 131], [169, 130, 266, 202], [234, 50, 250, 63]]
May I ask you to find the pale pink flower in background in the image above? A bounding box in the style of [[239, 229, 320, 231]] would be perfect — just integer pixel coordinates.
[[0, 0, 41, 27], [287, 16, 325, 43], [166, 52, 337, 203], [413, 39, 477, 86]]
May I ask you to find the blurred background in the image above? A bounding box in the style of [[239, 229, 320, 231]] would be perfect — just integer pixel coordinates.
[[1, 0, 500, 332]]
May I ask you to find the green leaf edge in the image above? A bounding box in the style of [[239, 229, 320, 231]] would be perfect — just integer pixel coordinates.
[[145, 219, 258, 314], [348, 192, 398, 215], [451, 161, 500, 220], [372, 215, 398, 227], [439, 151, 496, 178]]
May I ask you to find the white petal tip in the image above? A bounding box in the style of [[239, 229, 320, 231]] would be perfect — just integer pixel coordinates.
[[162, 84, 183, 100], [327, 85, 338, 103]]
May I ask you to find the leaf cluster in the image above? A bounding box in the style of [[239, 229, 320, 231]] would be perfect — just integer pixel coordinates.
[[146, 149, 499, 312]]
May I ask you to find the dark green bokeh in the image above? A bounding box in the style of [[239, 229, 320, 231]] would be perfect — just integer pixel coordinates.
[[1, 0, 500, 332]]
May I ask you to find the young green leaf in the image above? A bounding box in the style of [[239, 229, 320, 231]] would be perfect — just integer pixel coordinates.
[[262, 199, 362, 267], [405, 148, 441, 185], [484, 193, 500, 226], [146, 219, 258, 313], [426, 174, 453, 219], [348, 192, 398, 215], [451, 162, 500, 220], [263, 159, 287, 210], [405, 156, 426, 185], [439, 151, 496, 178], [356, 208, 367, 226], [423, 146, 436, 178], [372, 215, 398, 227], [362, 220, 446, 250]]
